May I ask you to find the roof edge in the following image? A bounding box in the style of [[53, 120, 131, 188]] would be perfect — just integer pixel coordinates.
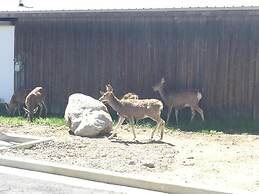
[[1, 6, 259, 14]]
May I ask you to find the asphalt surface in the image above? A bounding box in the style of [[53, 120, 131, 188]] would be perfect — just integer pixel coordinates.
[[0, 166, 167, 194]]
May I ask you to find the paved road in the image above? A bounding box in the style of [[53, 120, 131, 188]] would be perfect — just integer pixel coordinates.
[[0, 166, 167, 194]]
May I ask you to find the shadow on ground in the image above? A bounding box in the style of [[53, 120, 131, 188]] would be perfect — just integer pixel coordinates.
[[110, 139, 175, 147], [135, 116, 259, 135]]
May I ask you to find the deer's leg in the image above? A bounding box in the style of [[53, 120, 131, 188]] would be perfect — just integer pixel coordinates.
[[17, 104, 21, 116], [175, 109, 179, 124], [195, 106, 205, 121], [38, 103, 43, 117], [43, 101, 48, 116], [151, 127, 157, 140], [12, 107, 16, 116], [108, 117, 125, 139], [190, 107, 196, 122], [166, 106, 173, 124], [151, 115, 165, 140], [129, 117, 136, 140], [159, 119, 165, 140], [18, 108, 21, 116], [12, 104, 18, 116], [115, 117, 125, 129], [151, 121, 159, 140], [23, 105, 27, 118], [41, 101, 48, 116]]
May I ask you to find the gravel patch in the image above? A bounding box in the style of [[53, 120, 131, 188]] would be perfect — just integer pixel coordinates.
[[0, 124, 259, 193]]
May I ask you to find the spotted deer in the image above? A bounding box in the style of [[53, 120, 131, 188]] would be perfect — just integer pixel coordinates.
[[99, 84, 165, 140], [104, 84, 139, 131], [153, 78, 205, 124]]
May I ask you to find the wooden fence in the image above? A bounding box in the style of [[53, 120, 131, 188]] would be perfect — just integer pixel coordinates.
[[7, 9, 259, 118]]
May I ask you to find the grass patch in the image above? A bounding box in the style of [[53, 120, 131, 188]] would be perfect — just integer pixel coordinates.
[[0, 114, 258, 135], [0, 116, 65, 127], [0, 116, 27, 126], [33, 117, 65, 126]]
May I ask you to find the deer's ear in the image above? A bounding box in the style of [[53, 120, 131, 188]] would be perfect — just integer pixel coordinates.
[[161, 77, 165, 83], [99, 91, 105, 95], [106, 84, 113, 92]]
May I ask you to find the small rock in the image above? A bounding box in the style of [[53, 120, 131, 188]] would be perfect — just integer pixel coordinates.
[[187, 156, 194, 159], [182, 163, 195, 166], [129, 161, 136, 165], [143, 162, 155, 168]]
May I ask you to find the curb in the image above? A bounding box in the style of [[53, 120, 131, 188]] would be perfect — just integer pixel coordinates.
[[0, 133, 52, 151], [0, 156, 237, 194]]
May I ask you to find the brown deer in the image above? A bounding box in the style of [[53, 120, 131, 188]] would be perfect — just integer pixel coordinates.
[[4, 89, 30, 116], [24, 87, 47, 122], [153, 78, 205, 124], [104, 84, 139, 131], [99, 84, 165, 140]]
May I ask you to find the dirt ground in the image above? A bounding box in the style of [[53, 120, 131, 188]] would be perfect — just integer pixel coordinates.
[[0, 124, 259, 193]]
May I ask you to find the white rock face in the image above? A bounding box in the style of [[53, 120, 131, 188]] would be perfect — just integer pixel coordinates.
[[64, 93, 112, 137]]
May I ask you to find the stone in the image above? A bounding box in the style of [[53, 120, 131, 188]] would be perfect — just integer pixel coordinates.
[[142, 162, 155, 168], [64, 93, 113, 137], [129, 161, 136, 165]]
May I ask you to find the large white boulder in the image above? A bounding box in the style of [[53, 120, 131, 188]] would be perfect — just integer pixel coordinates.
[[64, 93, 113, 137]]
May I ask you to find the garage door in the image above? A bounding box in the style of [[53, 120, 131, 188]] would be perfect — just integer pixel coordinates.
[[0, 24, 14, 103]]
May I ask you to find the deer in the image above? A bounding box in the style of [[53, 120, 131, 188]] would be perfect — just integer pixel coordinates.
[[4, 89, 30, 116], [104, 84, 139, 131], [152, 78, 205, 125], [23, 86, 48, 122], [99, 84, 165, 140]]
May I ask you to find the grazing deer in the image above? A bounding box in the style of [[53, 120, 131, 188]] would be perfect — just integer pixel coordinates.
[[4, 89, 30, 116], [153, 78, 205, 124], [24, 87, 48, 122], [99, 84, 165, 140]]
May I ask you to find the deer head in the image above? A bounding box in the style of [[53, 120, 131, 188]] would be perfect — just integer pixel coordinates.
[[99, 90, 113, 103], [99, 84, 114, 102], [106, 84, 113, 92], [153, 77, 166, 92], [23, 106, 39, 121]]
